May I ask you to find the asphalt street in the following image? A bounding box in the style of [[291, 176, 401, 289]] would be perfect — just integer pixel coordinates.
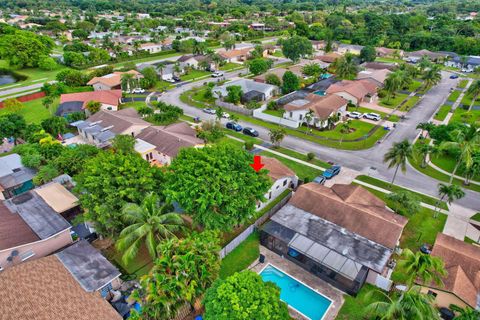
[[161, 71, 480, 211]]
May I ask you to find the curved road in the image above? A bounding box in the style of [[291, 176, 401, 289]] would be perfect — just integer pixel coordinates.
[[161, 71, 480, 211]]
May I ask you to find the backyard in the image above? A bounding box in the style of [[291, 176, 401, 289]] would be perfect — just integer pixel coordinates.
[[0, 97, 59, 124], [219, 232, 259, 279]]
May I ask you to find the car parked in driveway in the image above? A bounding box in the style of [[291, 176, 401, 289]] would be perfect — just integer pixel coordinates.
[[131, 88, 145, 94], [363, 113, 381, 121], [313, 176, 326, 185], [226, 122, 242, 131], [202, 108, 216, 115], [322, 165, 341, 179], [243, 127, 259, 137], [347, 111, 363, 119]]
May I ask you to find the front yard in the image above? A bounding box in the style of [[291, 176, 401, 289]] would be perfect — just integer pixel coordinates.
[[434, 105, 451, 121], [379, 92, 409, 109], [449, 108, 480, 124]]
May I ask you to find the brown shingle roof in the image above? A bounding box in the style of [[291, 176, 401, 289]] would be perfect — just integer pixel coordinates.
[[315, 52, 342, 63], [136, 122, 203, 158], [326, 80, 378, 101], [0, 255, 122, 320], [284, 94, 348, 120], [60, 90, 122, 108], [87, 108, 150, 135], [430, 233, 480, 307], [288, 183, 408, 249], [86, 70, 141, 87], [262, 157, 296, 181], [0, 202, 39, 250]]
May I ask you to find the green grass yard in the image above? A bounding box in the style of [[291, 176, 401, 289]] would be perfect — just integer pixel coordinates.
[[259, 149, 324, 181], [0, 97, 59, 124], [449, 108, 480, 124], [272, 50, 285, 58], [351, 106, 398, 122], [219, 62, 244, 71], [471, 213, 480, 222], [379, 92, 409, 109], [180, 70, 211, 82], [336, 284, 385, 320], [406, 80, 422, 93], [447, 90, 461, 103], [434, 105, 451, 121], [399, 95, 420, 112], [458, 79, 469, 89], [219, 232, 260, 279], [262, 108, 284, 117]]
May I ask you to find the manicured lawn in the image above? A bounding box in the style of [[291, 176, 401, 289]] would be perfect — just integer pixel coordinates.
[[447, 90, 461, 103], [114, 52, 181, 69], [259, 149, 324, 181], [458, 79, 469, 89], [297, 120, 376, 140], [120, 101, 146, 110], [219, 62, 244, 71], [263, 108, 284, 117], [431, 153, 480, 181], [375, 57, 404, 64], [351, 106, 391, 121], [355, 175, 447, 209], [465, 236, 478, 244], [459, 93, 480, 108], [219, 232, 260, 279], [407, 80, 422, 93], [379, 92, 409, 109], [399, 95, 420, 112], [336, 284, 384, 320], [470, 212, 480, 222], [449, 108, 480, 124], [0, 63, 69, 90], [272, 50, 285, 58], [434, 104, 451, 121], [180, 70, 211, 82], [271, 146, 331, 169], [0, 97, 58, 124]]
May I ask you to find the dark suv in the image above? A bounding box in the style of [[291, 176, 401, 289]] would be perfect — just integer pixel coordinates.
[[243, 127, 259, 137]]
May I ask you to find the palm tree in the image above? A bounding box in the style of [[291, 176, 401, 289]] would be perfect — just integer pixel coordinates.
[[366, 286, 440, 320], [435, 183, 465, 217], [416, 122, 434, 138], [383, 139, 413, 187], [466, 80, 480, 110], [116, 193, 185, 264], [450, 304, 480, 320], [440, 124, 480, 183], [215, 106, 224, 121], [398, 248, 447, 288], [304, 109, 314, 131], [269, 127, 286, 147], [415, 143, 439, 168], [121, 73, 134, 91], [334, 54, 358, 80], [339, 120, 351, 144], [422, 65, 442, 89], [384, 71, 403, 103], [463, 155, 480, 185]]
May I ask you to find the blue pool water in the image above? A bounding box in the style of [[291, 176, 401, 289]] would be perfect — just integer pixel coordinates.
[[260, 265, 332, 320], [313, 90, 326, 96]]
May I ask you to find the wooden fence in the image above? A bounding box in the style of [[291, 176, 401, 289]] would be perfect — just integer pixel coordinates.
[[218, 191, 292, 259]]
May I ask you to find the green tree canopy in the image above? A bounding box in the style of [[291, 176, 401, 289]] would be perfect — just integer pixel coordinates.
[[281, 35, 313, 62], [203, 271, 290, 320], [282, 70, 300, 94], [164, 144, 270, 230], [41, 116, 68, 136], [225, 85, 243, 104], [0, 114, 26, 145], [247, 58, 272, 76], [360, 45, 377, 62]]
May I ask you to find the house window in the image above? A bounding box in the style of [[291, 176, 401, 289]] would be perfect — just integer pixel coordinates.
[[149, 152, 152, 159], [268, 192, 272, 199], [283, 180, 287, 186], [276, 185, 279, 189], [299, 114, 303, 120], [427, 290, 437, 297], [289, 112, 293, 118]]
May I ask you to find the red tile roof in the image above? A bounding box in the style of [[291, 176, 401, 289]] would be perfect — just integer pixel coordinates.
[[60, 90, 122, 108]]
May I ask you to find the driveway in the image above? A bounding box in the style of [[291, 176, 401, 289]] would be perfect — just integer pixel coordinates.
[[161, 70, 480, 211]]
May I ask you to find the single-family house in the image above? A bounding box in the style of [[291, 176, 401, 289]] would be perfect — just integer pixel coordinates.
[[256, 157, 298, 211], [87, 70, 143, 91], [444, 54, 480, 73], [405, 50, 448, 63], [57, 90, 123, 116], [139, 42, 163, 54], [360, 62, 397, 71], [208, 21, 230, 28], [260, 183, 408, 295], [419, 233, 480, 310], [283, 94, 348, 128], [249, 23, 267, 31], [0, 186, 76, 270], [375, 47, 404, 58], [253, 66, 303, 84], [136, 122, 204, 165], [213, 79, 279, 102], [72, 108, 151, 147], [315, 52, 342, 65], [161, 38, 173, 50], [357, 68, 391, 87], [0, 154, 35, 200], [0, 241, 122, 320], [218, 47, 253, 63], [177, 54, 212, 70], [326, 79, 378, 105], [337, 44, 365, 55]]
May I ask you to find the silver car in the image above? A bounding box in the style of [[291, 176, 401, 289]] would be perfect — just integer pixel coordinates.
[[363, 113, 381, 121]]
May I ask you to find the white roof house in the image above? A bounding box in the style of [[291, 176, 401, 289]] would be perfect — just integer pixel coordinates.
[[213, 79, 279, 100]]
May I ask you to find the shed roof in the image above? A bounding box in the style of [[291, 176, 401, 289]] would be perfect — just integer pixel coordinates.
[[34, 182, 79, 213]]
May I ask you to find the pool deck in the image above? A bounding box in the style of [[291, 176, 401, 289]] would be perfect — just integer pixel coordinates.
[[250, 246, 345, 320]]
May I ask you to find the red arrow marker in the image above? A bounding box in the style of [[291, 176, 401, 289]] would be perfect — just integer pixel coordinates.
[[250, 155, 265, 172]]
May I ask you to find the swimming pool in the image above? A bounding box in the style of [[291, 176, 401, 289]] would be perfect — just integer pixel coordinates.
[[260, 264, 332, 320], [313, 90, 326, 96]]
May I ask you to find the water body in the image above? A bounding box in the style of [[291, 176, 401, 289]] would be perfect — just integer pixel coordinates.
[[0, 70, 23, 85]]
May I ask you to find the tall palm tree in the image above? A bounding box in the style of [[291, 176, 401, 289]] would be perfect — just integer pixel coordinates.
[[450, 304, 480, 320], [339, 120, 351, 144], [418, 55, 432, 72], [121, 73, 134, 91], [422, 65, 442, 89], [366, 286, 440, 320], [463, 155, 480, 185], [435, 183, 465, 217], [304, 109, 314, 131], [334, 54, 358, 80], [398, 248, 447, 288], [384, 140, 413, 187], [440, 124, 480, 183], [415, 143, 439, 168], [416, 122, 434, 138], [466, 80, 480, 110], [116, 193, 185, 264]]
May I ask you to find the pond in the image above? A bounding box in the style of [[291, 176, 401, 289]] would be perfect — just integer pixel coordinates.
[[0, 69, 26, 86]]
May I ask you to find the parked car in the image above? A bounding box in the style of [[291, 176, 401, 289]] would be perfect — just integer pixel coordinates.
[[222, 112, 230, 119], [211, 71, 224, 78], [202, 108, 216, 115], [243, 127, 259, 137], [165, 78, 175, 83], [347, 111, 363, 119], [226, 122, 242, 131], [172, 75, 181, 82], [322, 165, 341, 179], [363, 113, 381, 121], [313, 176, 326, 185], [449, 74, 459, 79], [131, 88, 145, 94]]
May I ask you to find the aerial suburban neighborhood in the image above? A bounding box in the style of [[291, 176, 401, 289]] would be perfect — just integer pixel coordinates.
[[0, 0, 480, 319]]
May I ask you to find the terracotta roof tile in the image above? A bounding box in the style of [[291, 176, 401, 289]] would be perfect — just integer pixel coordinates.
[[0, 255, 122, 320], [218, 47, 253, 59], [60, 90, 122, 108], [326, 80, 378, 101], [262, 157, 296, 181], [288, 183, 408, 249], [284, 94, 348, 120]]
